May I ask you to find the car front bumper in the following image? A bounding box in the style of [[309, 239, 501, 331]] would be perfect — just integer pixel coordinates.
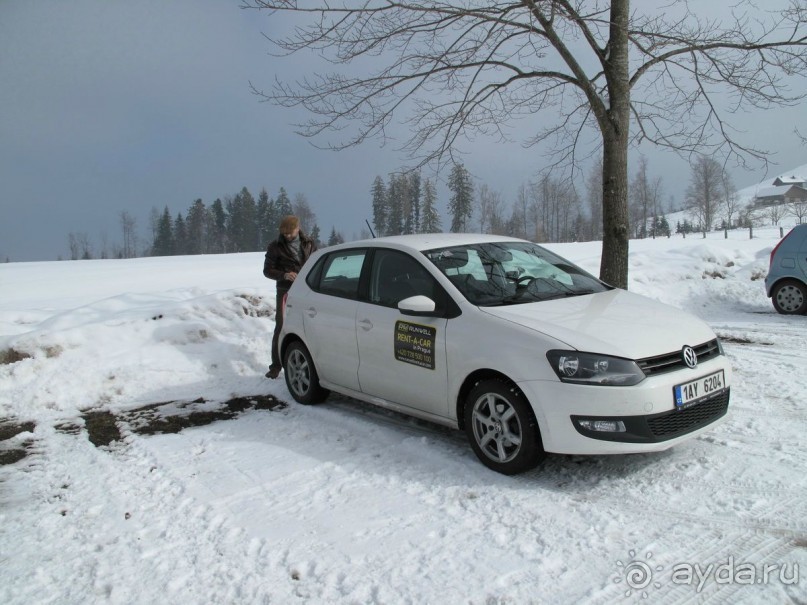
[[518, 359, 732, 455]]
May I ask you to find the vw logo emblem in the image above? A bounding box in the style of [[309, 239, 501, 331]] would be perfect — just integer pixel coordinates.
[[682, 345, 698, 369]]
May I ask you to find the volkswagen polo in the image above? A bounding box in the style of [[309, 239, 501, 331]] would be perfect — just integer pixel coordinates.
[[279, 234, 731, 474]]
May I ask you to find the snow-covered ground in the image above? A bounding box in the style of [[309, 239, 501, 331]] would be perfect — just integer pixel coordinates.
[[1, 228, 805, 604]]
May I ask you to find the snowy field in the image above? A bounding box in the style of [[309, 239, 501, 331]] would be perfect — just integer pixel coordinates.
[[1, 228, 805, 604]]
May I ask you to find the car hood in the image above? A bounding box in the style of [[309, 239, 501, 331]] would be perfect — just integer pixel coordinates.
[[480, 289, 716, 359]]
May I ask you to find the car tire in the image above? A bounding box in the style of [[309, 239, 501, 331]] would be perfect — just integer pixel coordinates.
[[771, 279, 807, 315], [464, 379, 545, 475], [283, 341, 329, 404]]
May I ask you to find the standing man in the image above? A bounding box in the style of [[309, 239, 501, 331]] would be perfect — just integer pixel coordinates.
[[263, 215, 317, 379]]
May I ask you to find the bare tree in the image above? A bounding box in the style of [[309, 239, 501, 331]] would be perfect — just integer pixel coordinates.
[[67, 233, 80, 261], [528, 175, 579, 242], [292, 193, 319, 233], [510, 183, 530, 240], [67, 232, 92, 260], [246, 0, 807, 288], [120, 211, 138, 259], [686, 155, 725, 233], [98, 231, 110, 259], [721, 177, 741, 229], [749, 199, 789, 226], [478, 184, 505, 234], [789, 199, 807, 224], [529, 179, 550, 242], [78, 233, 93, 260], [768, 202, 789, 226], [630, 156, 663, 238], [148, 207, 161, 253]]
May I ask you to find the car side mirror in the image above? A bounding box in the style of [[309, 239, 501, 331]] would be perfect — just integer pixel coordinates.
[[398, 295, 437, 317]]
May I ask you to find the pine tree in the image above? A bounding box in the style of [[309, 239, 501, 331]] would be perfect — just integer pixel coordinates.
[[420, 178, 442, 233], [310, 224, 321, 247], [256, 188, 272, 249], [405, 172, 421, 234], [386, 174, 405, 235], [209, 199, 227, 253], [153, 207, 174, 256], [658, 215, 671, 237], [174, 213, 188, 255], [276, 187, 293, 218], [186, 199, 207, 255], [227, 187, 258, 252], [327, 227, 344, 246], [371, 176, 387, 236], [265, 195, 281, 243], [448, 163, 474, 233]]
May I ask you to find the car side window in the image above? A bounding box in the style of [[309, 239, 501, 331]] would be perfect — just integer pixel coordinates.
[[369, 249, 442, 308], [309, 249, 367, 300]]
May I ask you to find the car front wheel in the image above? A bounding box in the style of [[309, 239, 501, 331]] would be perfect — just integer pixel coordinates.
[[464, 379, 545, 475], [772, 279, 807, 315], [283, 341, 329, 404]]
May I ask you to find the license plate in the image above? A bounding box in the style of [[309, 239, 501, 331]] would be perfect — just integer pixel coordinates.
[[673, 370, 725, 409]]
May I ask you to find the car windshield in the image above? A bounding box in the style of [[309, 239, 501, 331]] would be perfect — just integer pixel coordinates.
[[424, 241, 608, 306]]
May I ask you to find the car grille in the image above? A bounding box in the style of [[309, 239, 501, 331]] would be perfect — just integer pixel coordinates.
[[637, 339, 722, 376], [647, 389, 730, 438]]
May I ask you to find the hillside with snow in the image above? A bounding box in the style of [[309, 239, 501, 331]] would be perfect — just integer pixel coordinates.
[[735, 162, 807, 202], [663, 162, 807, 233]]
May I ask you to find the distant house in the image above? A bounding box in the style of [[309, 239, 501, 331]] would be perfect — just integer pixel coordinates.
[[754, 174, 807, 207], [772, 175, 806, 187]]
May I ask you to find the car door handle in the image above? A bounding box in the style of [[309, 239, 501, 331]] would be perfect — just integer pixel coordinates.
[[358, 318, 373, 331], [306, 307, 317, 318]]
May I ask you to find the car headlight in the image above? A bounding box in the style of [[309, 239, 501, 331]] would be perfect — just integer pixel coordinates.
[[546, 350, 645, 386]]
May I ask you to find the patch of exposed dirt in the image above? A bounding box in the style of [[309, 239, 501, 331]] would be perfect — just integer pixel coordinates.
[[0, 348, 32, 365], [119, 395, 285, 438], [82, 410, 123, 447], [0, 420, 36, 465], [0, 395, 287, 464]]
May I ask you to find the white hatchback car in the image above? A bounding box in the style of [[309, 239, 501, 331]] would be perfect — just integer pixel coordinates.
[[279, 234, 731, 474]]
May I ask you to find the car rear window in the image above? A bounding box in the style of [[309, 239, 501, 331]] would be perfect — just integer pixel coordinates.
[[308, 250, 367, 299]]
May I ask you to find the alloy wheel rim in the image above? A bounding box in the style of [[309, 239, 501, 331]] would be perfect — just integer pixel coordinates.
[[288, 349, 311, 396], [471, 393, 522, 463]]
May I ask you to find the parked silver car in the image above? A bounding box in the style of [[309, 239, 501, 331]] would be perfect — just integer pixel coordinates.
[[765, 224, 807, 314]]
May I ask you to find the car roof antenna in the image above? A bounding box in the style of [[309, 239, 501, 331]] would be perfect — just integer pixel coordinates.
[[365, 219, 377, 238]]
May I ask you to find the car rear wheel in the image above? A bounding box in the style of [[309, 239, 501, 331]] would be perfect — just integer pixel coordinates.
[[771, 279, 807, 315], [464, 379, 545, 475], [283, 341, 329, 404]]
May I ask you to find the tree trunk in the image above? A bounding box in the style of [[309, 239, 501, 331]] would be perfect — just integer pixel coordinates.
[[599, 0, 630, 289], [600, 135, 630, 288]]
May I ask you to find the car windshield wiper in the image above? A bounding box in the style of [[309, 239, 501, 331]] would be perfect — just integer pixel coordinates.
[[493, 289, 597, 305], [485, 298, 526, 306], [540, 292, 586, 301]]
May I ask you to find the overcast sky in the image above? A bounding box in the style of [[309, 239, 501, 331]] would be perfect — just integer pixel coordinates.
[[1, 0, 804, 262]]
